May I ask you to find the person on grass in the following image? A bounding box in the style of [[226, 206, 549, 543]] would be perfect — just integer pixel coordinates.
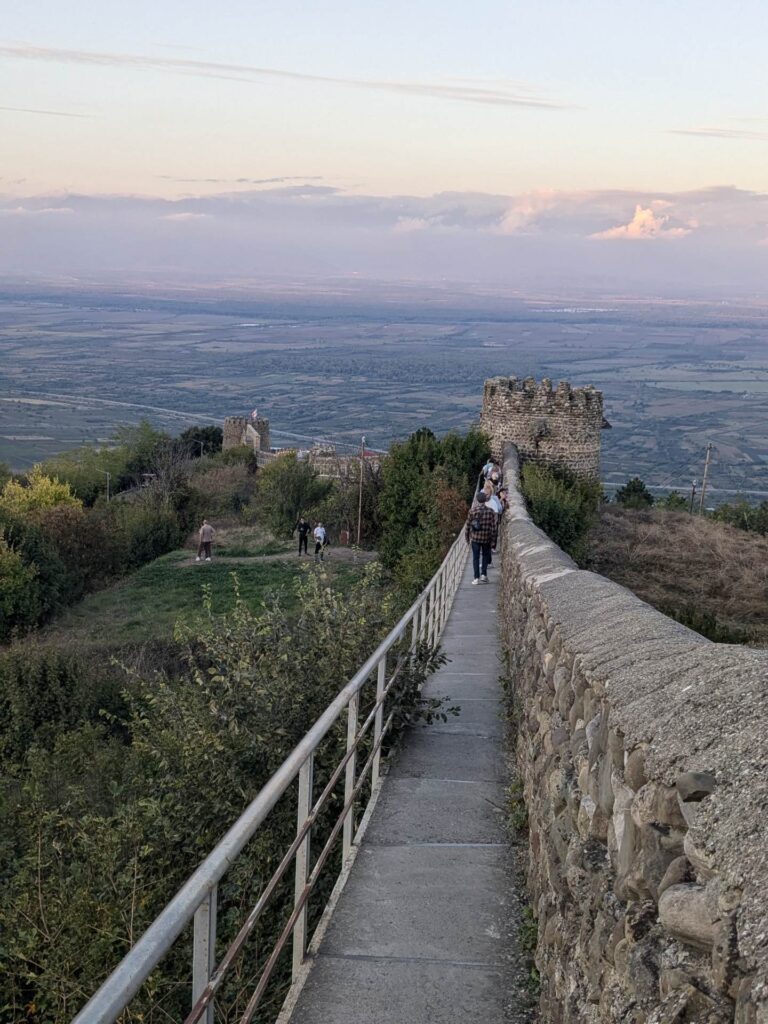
[[196, 519, 215, 562], [464, 492, 497, 585], [313, 522, 327, 562], [294, 516, 311, 556]]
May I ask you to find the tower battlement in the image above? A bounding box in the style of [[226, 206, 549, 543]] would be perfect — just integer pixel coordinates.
[[223, 414, 271, 453], [480, 376, 603, 478]]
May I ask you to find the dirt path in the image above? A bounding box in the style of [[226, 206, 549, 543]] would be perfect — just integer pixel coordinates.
[[178, 549, 379, 568]]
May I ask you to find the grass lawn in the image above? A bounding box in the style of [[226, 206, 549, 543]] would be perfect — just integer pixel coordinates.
[[46, 550, 368, 646]]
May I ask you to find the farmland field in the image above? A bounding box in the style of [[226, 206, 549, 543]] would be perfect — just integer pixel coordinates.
[[2, 281, 767, 499]]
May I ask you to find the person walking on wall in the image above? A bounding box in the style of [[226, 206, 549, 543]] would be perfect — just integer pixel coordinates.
[[294, 516, 311, 556], [196, 519, 215, 562], [465, 492, 497, 585], [313, 522, 327, 562]]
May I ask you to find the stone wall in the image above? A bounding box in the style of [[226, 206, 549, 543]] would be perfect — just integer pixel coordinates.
[[481, 377, 603, 478], [499, 445, 768, 1023]]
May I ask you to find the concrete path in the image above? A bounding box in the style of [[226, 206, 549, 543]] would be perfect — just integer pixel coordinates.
[[287, 556, 511, 1024]]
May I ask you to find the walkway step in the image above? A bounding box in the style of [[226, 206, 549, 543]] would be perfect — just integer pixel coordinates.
[[287, 557, 511, 1024]]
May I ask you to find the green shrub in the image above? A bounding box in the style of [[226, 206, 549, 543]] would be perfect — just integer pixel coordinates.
[[712, 499, 768, 536], [520, 463, 601, 566], [615, 476, 655, 509], [0, 566, 446, 1023], [0, 533, 42, 642], [0, 645, 128, 765]]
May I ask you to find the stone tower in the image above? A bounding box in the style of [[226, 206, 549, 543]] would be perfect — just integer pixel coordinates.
[[223, 416, 248, 450], [480, 376, 604, 478], [222, 414, 271, 453]]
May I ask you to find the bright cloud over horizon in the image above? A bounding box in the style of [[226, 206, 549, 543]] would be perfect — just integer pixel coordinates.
[[3, 184, 767, 297]]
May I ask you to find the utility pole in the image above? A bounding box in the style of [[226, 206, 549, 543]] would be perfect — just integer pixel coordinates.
[[197, 440, 205, 458], [698, 443, 713, 514], [356, 435, 366, 547], [99, 469, 111, 503], [689, 479, 697, 514]]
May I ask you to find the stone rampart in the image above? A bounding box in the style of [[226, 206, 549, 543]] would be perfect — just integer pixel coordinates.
[[481, 377, 603, 478], [499, 445, 768, 1023]]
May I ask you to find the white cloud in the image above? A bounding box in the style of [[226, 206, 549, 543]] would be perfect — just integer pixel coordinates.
[[669, 127, 768, 141], [0, 43, 573, 110], [590, 204, 692, 241], [393, 216, 430, 233], [0, 205, 73, 216], [159, 212, 210, 222]]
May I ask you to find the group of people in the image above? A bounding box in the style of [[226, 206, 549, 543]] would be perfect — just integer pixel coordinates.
[[294, 517, 329, 561], [464, 459, 508, 585], [194, 517, 329, 563]]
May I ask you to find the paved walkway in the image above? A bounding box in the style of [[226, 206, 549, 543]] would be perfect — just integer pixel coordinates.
[[288, 556, 511, 1024]]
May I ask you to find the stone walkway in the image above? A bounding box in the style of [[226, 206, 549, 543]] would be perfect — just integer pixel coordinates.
[[287, 556, 512, 1024]]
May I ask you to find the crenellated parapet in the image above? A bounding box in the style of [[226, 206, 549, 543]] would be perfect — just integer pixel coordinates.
[[223, 414, 270, 453], [480, 375, 603, 478]]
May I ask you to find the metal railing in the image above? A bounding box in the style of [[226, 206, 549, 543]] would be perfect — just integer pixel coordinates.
[[73, 533, 469, 1024]]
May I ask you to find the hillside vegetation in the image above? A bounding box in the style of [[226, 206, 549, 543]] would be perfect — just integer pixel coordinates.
[[589, 506, 768, 645], [518, 462, 768, 647], [0, 422, 488, 1023]]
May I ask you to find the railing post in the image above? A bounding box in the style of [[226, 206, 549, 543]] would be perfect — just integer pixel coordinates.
[[371, 655, 387, 790], [292, 754, 314, 979], [419, 595, 427, 643], [192, 886, 217, 1024], [342, 692, 360, 862]]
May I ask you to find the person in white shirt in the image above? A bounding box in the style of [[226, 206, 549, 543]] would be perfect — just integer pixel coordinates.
[[313, 523, 327, 562]]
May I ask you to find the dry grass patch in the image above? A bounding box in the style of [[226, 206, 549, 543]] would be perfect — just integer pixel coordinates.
[[589, 507, 768, 645]]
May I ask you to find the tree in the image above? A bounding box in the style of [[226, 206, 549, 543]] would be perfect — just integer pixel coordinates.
[[178, 425, 223, 458], [256, 453, 332, 536], [0, 462, 11, 489], [39, 446, 129, 505], [520, 463, 601, 566], [114, 421, 172, 489], [615, 476, 654, 509], [0, 466, 82, 517], [712, 499, 768, 536], [0, 531, 41, 640], [658, 490, 688, 511]]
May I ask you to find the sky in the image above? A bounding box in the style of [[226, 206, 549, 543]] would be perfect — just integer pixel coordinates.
[[2, 0, 768, 294]]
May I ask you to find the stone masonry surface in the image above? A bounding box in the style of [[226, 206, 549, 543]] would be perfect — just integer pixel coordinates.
[[499, 445, 768, 1023], [481, 376, 603, 478]]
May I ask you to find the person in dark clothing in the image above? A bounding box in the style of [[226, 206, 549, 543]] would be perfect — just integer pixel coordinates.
[[294, 516, 311, 555], [464, 492, 498, 584]]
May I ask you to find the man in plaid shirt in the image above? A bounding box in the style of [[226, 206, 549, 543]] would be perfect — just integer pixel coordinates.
[[464, 492, 498, 584]]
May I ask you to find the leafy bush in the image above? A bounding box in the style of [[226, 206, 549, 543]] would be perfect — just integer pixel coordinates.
[[658, 490, 689, 511], [189, 464, 256, 518], [0, 467, 81, 517], [38, 446, 130, 506], [0, 566, 445, 1023], [113, 500, 185, 570], [0, 644, 128, 764], [0, 533, 41, 643], [615, 476, 654, 509], [712, 499, 768, 536], [520, 463, 601, 566]]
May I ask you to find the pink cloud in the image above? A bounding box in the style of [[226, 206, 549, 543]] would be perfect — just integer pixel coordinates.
[[590, 204, 692, 241]]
